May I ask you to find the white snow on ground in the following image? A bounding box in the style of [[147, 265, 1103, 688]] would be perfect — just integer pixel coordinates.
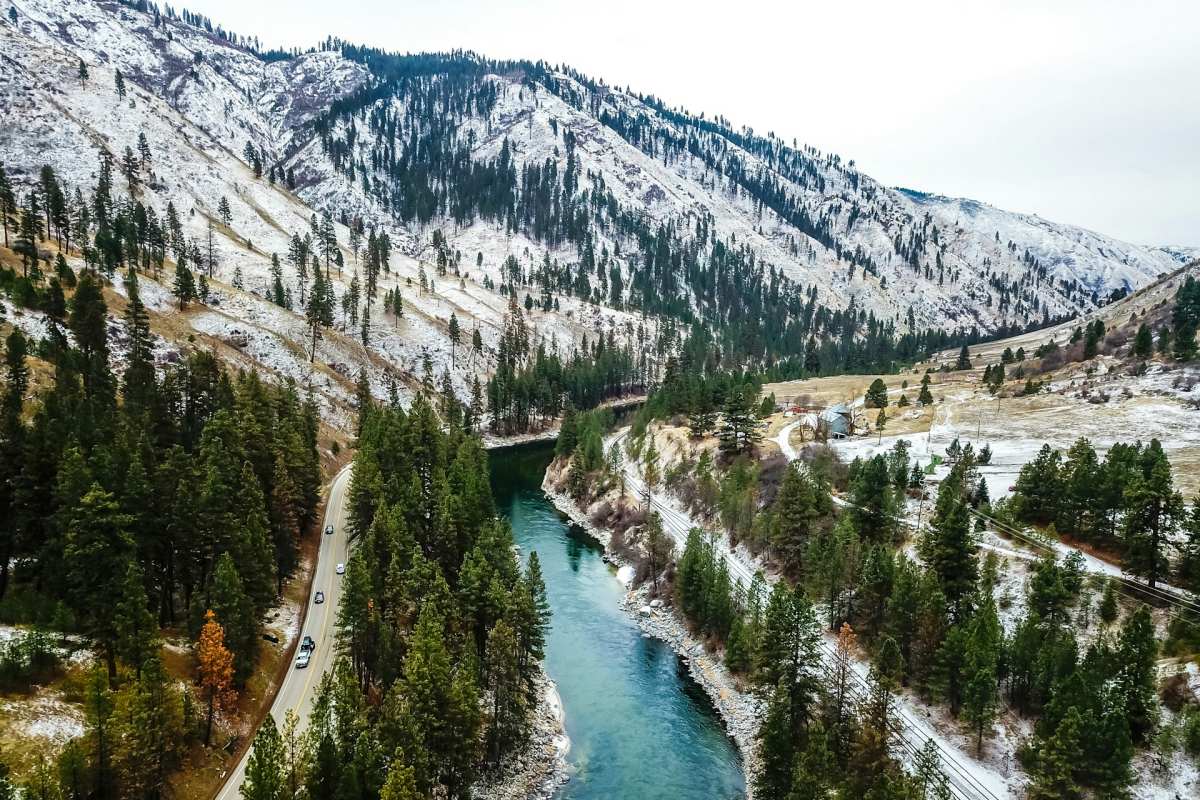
[[20, 697, 85, 742], [2, 303, 55, 343], [0, 694, 85, 744], [2, 0, 1194, 441], [0, 0, 650, 422], [802, 391, 1200, 800], [4, 0, 1194, 403], [611, 426, 1022, 799], [649, 369, 1200, 800]]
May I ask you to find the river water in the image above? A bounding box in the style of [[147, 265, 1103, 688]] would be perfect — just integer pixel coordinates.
[[490, 443, 745, 800]]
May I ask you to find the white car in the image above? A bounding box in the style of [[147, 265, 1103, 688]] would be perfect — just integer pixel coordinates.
[[295, 650, 311, 669], [335, 563, 345, 575]]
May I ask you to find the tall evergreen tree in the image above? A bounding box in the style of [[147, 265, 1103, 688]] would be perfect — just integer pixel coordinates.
[[242, 715, 285, 800], [718, 387, 761, 456]]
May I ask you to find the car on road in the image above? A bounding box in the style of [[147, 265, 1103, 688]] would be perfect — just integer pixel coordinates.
[[324, 524, 334, 535], [295, 650, 311, 669], [300, 635, 315, 653], [314, 591, 325, 604], [336, 563, 345, 575]]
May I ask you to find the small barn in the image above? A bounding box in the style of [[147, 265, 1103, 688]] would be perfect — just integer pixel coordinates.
[[818, 403, 854, 439]]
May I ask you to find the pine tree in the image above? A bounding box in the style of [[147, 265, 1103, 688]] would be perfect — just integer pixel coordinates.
[[925, 492, 977, 622], [379, 760, 421, 800], [1133, 323, 1153, 358], [173, 262, 196, 310], [115, 69, 126, 100], [231, 463, 277, 610], [718, 387, 761, 456], [827, 622, 857, 757], [306, 269, 333, 361], [1098, 578, 1119, 625], [954, 345, 972, 370], [114, 654, 185, 797], [211, 552, 258, 685], [915, 737, 952, 800], [555, 404, 578, 457], [865, 635, 904, 735], [754, 679, 800, 798], [269, 252, 286, 307], [688, 389, 717, 437], [641, 438, 660, 502], [865, 378, 888, 408], [0, 330, 27, 600], [0, 165, 13, 248], [197, 609, 237, 746], [83, 663, 115, 798], [642, 512, 672, 593], [361, 298, 371, 347], [403, 605, 480, 796], [138, 131, 152, 168], [848, 455, 898, 544], [1116, 605, 1158, 742], [114, 561, 158, 680], [803, 336, 820, 374], [1178, 500, 1200, 593], [242, 714, 285, 800], [724, 615, 751, 673], [961, 597, 1001, 754], [1029, 708, 1085, 800], [78, 58, 89, 85], [772, 463, 831, 575], [1122, 441, 1181, 588], [448, 312, 461, 366], [65, 485, 135, 678], [1173, 275, 1200, 360], [520, 552, 550, 667], [280, 709, 306, 800], [122, 268, 156, 413], [918, 373, 934, 405], [484, 619, 525, 763]]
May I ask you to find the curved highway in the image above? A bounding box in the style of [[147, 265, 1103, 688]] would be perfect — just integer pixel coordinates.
[[215, 463, 354, 799]]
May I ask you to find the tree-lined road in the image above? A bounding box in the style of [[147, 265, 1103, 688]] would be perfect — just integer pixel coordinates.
[[214, 463, 354, 800]]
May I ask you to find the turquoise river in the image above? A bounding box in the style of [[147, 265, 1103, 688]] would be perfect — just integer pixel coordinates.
[[489, 442, 745, 800]]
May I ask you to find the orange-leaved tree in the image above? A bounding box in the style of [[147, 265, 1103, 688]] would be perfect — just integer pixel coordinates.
[[197, 609, 238, 745]]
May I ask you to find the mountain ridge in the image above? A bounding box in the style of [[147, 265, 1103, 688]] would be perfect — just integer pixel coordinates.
[[1, 0, 1193, 424]]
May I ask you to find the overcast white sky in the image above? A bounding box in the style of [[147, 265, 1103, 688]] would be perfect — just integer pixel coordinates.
[[191, 0, 1199, 246]]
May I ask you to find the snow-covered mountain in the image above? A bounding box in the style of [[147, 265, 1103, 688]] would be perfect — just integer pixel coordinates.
[[0, 0, 1191, 424], [0, 0, 648, 426]]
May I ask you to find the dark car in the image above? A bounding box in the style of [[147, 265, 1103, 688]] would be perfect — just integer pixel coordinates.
[[300, 635, 316, 653], [314, 591, 325, 604]]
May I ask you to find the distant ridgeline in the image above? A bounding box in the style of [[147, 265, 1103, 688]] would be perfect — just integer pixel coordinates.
[[303, 48, 1088, 374]]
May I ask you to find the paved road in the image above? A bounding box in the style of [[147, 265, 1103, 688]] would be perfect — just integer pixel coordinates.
[[215, 463, 354, 800]]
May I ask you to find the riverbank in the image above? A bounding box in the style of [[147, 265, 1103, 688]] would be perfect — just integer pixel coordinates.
[[474, 673, 570, 800], [481, 395, 648, 451], [483, 426, 561, 450], [540, 472, 759, 793]]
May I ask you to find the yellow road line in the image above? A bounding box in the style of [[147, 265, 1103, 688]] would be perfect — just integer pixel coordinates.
[[295, 467, 349, 711]]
